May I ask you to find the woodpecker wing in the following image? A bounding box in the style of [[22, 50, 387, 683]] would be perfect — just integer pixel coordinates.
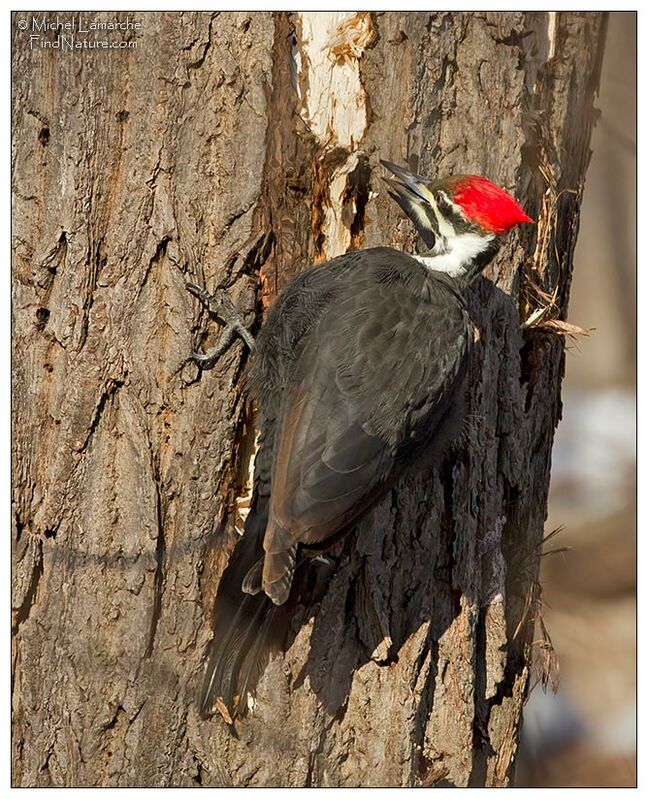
[[266, 253, 472, 571]]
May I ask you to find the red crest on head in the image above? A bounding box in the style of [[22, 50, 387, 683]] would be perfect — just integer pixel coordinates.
[[450, 176, 534, 234]]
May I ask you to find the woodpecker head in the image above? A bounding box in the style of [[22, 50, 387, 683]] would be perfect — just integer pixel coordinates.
[[381, 160, 533, 280]]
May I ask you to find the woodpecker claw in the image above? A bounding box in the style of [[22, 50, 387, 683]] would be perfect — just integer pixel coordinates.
[[187, 281, 256, 368], [185, 282, 207, 301], [190, 348, 223, 368]]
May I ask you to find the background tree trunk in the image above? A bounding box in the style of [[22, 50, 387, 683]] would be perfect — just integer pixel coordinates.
[[12, 11, 606, 788]]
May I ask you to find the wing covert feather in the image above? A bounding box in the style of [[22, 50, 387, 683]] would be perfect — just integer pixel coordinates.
[[269, 262, 471, 548]]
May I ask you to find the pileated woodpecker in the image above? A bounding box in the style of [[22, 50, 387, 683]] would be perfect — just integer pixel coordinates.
[[189, 160, 532, 722]]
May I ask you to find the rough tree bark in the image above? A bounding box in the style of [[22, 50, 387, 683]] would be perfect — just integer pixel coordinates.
[[12, 10, 606, 788]]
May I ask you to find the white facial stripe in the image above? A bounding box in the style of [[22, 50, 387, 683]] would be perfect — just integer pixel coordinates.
[[429, 194, 455, 239], [409, 200, 433, 233], [440, 190, 466, 218]]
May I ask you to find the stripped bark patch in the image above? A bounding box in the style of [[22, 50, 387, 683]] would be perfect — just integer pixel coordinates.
[[295, 12, 376, 258]]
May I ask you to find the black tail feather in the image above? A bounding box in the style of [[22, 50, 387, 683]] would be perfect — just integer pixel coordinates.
[[237, 598, 282, 708], [199, 589, 285, 721], [199, 500, 289, 722], [199, 484, 341, 721]]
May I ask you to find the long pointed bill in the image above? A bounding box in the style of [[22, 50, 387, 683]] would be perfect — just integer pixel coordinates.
[[380, 160, 431, 203], [380, 160, 437, 249]]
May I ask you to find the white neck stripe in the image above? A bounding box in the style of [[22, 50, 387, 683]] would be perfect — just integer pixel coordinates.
[[413, 232, 494, 277]]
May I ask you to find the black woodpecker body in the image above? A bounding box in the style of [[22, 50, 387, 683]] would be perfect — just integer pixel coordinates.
[[195, 161, 533, 721]]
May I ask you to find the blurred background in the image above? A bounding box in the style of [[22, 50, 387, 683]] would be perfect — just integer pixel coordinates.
[[518, 12, 636, 788]]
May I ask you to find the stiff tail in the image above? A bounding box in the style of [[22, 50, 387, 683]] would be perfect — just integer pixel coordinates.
[[199, 589, 285, 721], [199, 505, 288, 722]]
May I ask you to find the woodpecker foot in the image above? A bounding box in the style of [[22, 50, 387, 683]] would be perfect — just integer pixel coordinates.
[[186, 232, 271, 368], [186, 282, 256, 368], [312, 553, 336, 569]]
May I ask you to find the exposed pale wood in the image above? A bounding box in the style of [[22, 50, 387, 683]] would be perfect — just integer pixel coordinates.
[[12, 10, 606, 787]]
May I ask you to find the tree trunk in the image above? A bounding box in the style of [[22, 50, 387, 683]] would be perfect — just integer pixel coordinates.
[[12, 10, 606, 788]]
